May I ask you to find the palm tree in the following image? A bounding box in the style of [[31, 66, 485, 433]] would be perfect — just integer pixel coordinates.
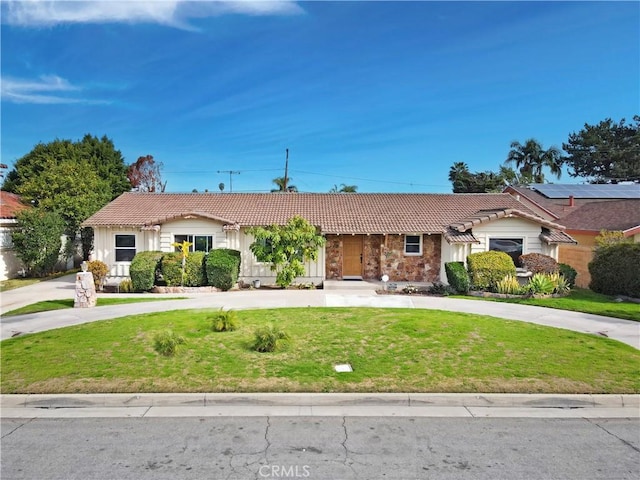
[[271, 176, 297, 192], [448, 162, 471, 193], [504, 139, 563, 183], [329, 183, 358, 193]]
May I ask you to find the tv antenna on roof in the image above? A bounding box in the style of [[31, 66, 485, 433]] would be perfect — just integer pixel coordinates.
[[217, 170, 240, 192]]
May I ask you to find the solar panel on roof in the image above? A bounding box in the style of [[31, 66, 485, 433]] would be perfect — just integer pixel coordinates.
[[531, 183, 640, 199]]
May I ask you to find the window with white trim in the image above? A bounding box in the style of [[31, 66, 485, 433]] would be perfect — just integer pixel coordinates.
[[404, 234, 422, 255], [115, 235, 136, 262], [174, 234, 214, 252]]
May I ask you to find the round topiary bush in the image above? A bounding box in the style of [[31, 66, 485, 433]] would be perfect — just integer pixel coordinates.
[[467, 250, 516, 291], [518, 253, 558, 274]]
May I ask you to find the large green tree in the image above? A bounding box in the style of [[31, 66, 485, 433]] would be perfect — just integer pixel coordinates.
[[11, 208, 65, 276], [562, 116, 640, 183], [248, 216, 326, 287], [504, 139, 563, 183], [3, 135, 131, 259]]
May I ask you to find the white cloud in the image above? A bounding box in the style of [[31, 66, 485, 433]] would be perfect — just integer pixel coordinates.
[[2, 1, 304, 29], [1, 74, 103, 104]]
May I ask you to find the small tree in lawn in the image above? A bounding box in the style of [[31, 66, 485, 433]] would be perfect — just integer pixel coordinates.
[[248, 216, 326, 288], [171, 240, 192, 286]]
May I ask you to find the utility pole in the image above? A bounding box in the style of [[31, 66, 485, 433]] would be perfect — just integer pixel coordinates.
[[283, 148, 289, 191], [217, 170, 240, 192]]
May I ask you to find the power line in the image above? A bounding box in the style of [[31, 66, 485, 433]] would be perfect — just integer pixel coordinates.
[[217, 170, 240, 192]]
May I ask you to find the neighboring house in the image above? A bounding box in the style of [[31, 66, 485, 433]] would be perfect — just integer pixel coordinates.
[[504, 183, 640, 287], [0, 191, 29, 281], [83, 192, 575, 286]]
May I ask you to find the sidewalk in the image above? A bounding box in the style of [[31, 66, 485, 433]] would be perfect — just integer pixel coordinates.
[[2, 393, 639, 418]]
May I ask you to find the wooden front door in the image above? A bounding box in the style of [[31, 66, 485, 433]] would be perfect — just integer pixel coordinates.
[[343, 236, 363, 277]]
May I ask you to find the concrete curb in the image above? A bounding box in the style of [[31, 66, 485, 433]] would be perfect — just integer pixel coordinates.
[[3, 393, 638, 409]]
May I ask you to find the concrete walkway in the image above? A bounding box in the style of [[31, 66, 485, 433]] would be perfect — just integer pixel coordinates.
[[2, 393, 638, 418], [1, 278, 639, 348]]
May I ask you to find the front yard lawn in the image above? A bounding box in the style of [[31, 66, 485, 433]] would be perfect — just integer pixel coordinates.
[[460, 288, 640, 322], [2, 308, 638, 394]]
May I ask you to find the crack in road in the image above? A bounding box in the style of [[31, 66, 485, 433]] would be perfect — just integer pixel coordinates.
[[341, 416, 361, 478], [586, 418, 640, 453], [1, 417, 35, 439]]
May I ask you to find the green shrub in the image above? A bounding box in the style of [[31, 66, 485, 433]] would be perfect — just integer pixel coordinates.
[[527, 273, 556, 295], [209, 309, 239, 332], [558, 263, 577, 288], [87, 260, 108, 290], [153, 330, 185, 356], [206, 249, 240, 291], [444, 261, 470, 293], [467, 251, 516, 291], [130, 251, 163, 291], [589, 243, 640, 298], [119, 279, 134, 293], [518, 253, 558, 274], [428, 282, 451, 295], [548, 273, 571, 295], [251, 324, 289, 352], [159, 252, 184, 286], [496, 274, 522, 295]]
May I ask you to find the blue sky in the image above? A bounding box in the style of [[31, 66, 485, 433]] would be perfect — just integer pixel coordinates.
[[1, 1, 638, 193]]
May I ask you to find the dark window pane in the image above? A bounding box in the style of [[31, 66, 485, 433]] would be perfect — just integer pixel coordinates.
[[194, 235, 212, 252], [406, 244, 420, 253], [115, 248, 136, 262], [115, 235, 136, 248], [489, 238, 523, 266]]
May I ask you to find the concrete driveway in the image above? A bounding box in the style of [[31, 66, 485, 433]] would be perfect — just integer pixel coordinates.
[[1, 276, 638, 348]]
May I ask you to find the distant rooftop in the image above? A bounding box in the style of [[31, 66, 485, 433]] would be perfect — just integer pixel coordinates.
[[528, 183, 640, 199]]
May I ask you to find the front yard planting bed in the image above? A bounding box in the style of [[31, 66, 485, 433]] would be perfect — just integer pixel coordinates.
[[2, 308, 638, 394], [459, 288, 640, 322]]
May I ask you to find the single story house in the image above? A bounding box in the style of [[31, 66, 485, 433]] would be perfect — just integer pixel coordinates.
[[0, 191, 29, 281], [504, 184, 640, 287], [83, 192, 575, 286]]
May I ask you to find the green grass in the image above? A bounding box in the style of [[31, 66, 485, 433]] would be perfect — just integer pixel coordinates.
[[459, 288, 640, 322], [1, 297, 188, 317], [2, 308, 638, 394], [0, 270, 78, 293]]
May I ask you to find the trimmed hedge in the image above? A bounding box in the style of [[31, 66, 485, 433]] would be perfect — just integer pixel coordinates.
[[444, 261, 470, 293], [589, 243, 640, 298], [160, 252, 207, 287], [129, 251, 163, 292], [558, 263, 577, 288], [206, 249, 241, 291], [467, 251, 516, 291], [519, 253, 558, 274]]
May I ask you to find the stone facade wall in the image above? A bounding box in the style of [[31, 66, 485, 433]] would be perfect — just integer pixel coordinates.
[[363, 235, 383, 279], [324, 234, 441, 282], [325, 235, 342, 279], [380, 234, 441, 282]]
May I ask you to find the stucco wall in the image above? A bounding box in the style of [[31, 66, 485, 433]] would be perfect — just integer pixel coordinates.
[[558, 232, 595, 288]]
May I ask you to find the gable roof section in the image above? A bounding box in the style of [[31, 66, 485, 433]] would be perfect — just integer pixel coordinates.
[[558, 199, 640, 236], [448, 208, 566, 233], [83, 192, 564, 239], [0, 191, 29, 219]]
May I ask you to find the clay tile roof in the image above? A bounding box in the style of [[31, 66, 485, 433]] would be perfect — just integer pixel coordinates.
[[0, 191, 30, 219], [558, 199, 640, 234], [448, 208, 567, 232], [539, 229, 577, 244], [443, 228, 480, 244], [83, 192, 563, 237]]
